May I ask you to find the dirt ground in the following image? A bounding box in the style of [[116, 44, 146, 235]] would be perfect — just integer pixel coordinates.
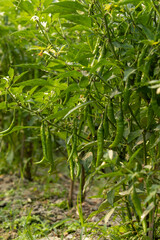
[[0, 172, 116, 240]]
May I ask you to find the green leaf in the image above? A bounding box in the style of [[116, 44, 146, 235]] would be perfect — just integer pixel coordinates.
[[90, 59, 107, 73], [119, 186, 133, 196], [90, 58, 121, 73], [57, 70, 82, 79], [98, 199, 110, 212], [14, 63, 48, 71], [79, 77, 89, 88], [68, 24, 91, 32], [64, 83, 80, 93], [128, 146, 143, 166], [61, 14, 91, 27], [47, 60, 66, 69], [44, 1, 85, 14], [118, 0, 143, 5], [104, 208, 115, 224], [79, 141, 97, 152], [52, 218, 73, 228], [46, 108, 71, 123], [8, 68, 14, 80], [132, 186, 142, 218], [19, 0, 34, 15], [15, 79, 53, 87], [107, 189, 115, 206], [142, 26, 155, 40], [128, 130, 143, 143], [0, 126, 39, 137], [83, 169, 98, 193], [143, 191, 156, 205], [141, 202, 155, 222], [0, 102, 7, 110], [123, 68, 136, 82], [11, 29, 35, 38], [63, 101, 93, 119], [43, 0, 53, 8], [13, 71, 28, 84], [98, 171, 124, 178]]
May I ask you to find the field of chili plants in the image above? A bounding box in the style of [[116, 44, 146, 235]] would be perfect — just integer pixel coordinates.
[[0, 0, 160, 239]]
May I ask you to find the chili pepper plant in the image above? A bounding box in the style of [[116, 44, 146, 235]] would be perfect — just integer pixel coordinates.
[[0, 0, 160, 238]]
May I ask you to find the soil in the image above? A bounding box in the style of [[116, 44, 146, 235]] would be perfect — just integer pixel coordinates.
[[0, 173, 119, 240]]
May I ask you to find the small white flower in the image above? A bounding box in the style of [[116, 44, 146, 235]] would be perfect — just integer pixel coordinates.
[[31, 16, 39, 22], [156, 88, 160, 94], [3, 76, 9, 82], [18, 24, 25, 31], [41, 21, 47, 28]]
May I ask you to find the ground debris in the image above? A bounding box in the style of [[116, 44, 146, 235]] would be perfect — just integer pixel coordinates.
[[0, 174, 112, 240]]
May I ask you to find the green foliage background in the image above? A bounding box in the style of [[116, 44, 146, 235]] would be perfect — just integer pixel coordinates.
[[0, 0, 160, 238]]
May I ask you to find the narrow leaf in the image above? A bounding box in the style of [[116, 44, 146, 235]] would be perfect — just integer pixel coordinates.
[[123, 68, 136, 82], [104, 208, 115, 224], [63, 101, 93, 119], [15, 79, 52, 87], [61, 14, 91, 27], [141, 202, 155, 222], [107, 189, 115, 206], [0, 102, 7, 110], [128, 130, 143, 143], [44, 1, 85, 14], [13, 71, 28, 84], [0, 126, 39, 137], [8, 68, 14, 80], [132, 187, 142, 218], [128, 146, 142, 166]]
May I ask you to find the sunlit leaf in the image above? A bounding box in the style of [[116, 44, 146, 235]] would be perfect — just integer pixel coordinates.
[[141, 202, 155, 222], [63, 101, 93, 119], [104, 208, 115, 224]]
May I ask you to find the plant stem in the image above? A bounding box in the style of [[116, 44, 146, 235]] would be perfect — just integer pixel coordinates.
[[142, 130, 147, 165], [104, 13, 118, 60], [151, 0, 160, 19], [7, 89, 90, 143], [123, 184, 136, 233], [68, 178, 74, 207], [128, 105, 142, 129]]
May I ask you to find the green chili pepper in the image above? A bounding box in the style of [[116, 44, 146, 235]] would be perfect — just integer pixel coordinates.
[[87, 105, 95, 138], [67, 141, 74, 180], [98, 41, 106, 74], [63, 91, 70, 105], [128, 146, 142, 168], [41, 122, 48, 161], [147, 103, 154, 129], [103, 106, 109, 139], [141, 59, 152, 82], [96, 118, 104, 167], [123, 80, 131, 112], [47, 126, 54, 173], [137, 45, 149, 69], [132, 186, 147, 233], [67, 119, 78, 180], [151, 90, 160, 118], [77, 115, 84, 136], [109, 108, 124, 148], [123, 88, 130, 111], [107, 100, 116, 124], [91, 37, 101, 67], [36, 122, 48, 164], [93, 37, 101, 55], [75, 158, 81, 178], [0, 109, 16, 136]]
